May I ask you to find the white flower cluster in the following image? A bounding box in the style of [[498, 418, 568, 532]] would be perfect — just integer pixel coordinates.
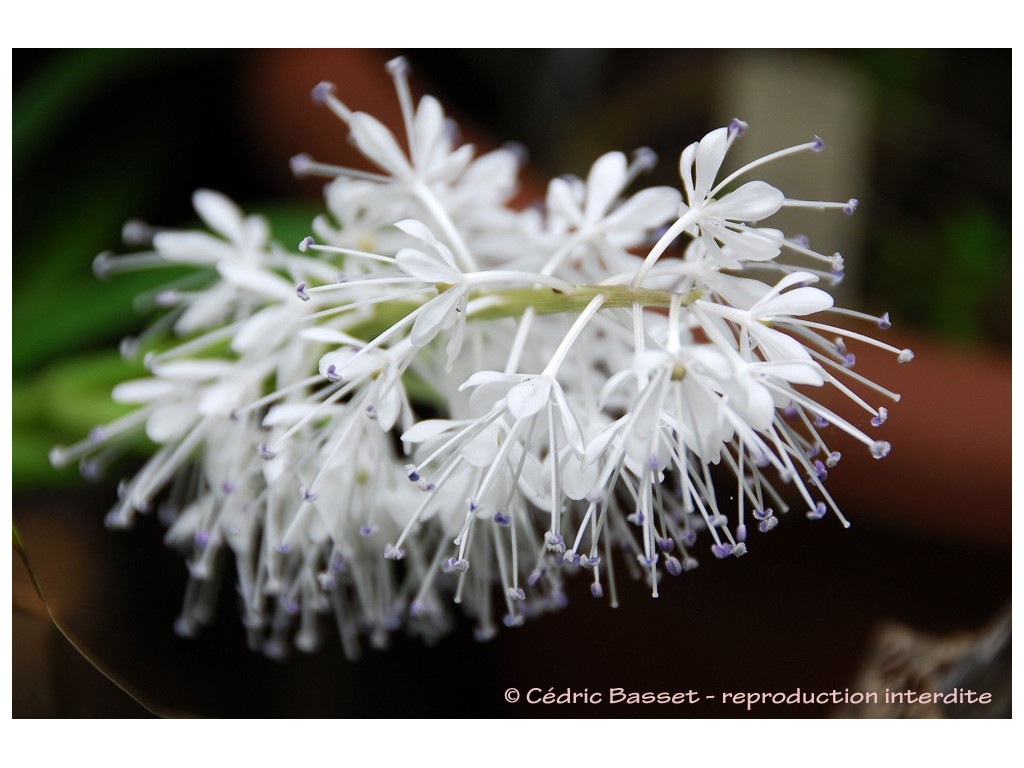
[[52, 58, 912, 657]]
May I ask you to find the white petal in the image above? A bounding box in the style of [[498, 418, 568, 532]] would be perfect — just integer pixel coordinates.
[[546, 177, 584, 228], [584, 152, 627, 222], [755, 286, 833, 318], [561, 450, 598, 500], [112, 378, 176, 403], [373, 385, 402, 432], [198, 380, 242, 415], [604, 187, 681, 231], [393, 219, 440, 246], [461, 422, 502, 467], [410, 289, 461, 347], [459, 370, 519, 391], [216, 261, 294, 301], [263, 403, 318, 427], [413, 95, 446, 172], [150, 360, 235, 380], [705, 180, 784, 222], [694, 127, 730, 200], [584, 418, 623, 466], [349, 112, 412, 178], [678, 141, 698, 202], [551, 385, 584, 454], [193, 189, 245, 243], [506, 376, 553, 419], [147, 403, 195, 442], [153, 231, 233, 265], [710, 224, 782, 262], [396, 248, 461, 283], [401, 419, 460, 444], [298, 327, 366, 346], [233, 305, 288, 352], [173, 284, 232, 334]]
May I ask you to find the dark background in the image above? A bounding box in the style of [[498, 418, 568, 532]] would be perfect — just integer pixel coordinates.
[[12, 49, 1011, 717]]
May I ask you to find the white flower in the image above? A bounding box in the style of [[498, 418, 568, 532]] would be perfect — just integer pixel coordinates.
[[56, 60, 914, 657]]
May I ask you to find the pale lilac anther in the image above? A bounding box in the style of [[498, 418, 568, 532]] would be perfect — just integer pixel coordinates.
[[290, 153, 313, 178], [736, 524, 747, 543], [563, 551, 580, 565], [814, 416, 829, 428], [299, 235, 314, 252], [311, 81, 336, 104], [405, 464, 420, 482], [527, 568, 545, 587], [626, 511, 644, 525], [278, 542, 292, 554], [646, 455, 665, 472], [679, 530, 697, 548], [590, 581, 604, 599], [80, 458, 102, 481], [844, 353, 857, 368], [711, 543, 733, 559], [826, 451, 842, 468], [759, 516, 779, 533], [365, 404, 377, 420], [871, 407, 888, 427], [878, 312, 892, 330], [682, 557, 699, 572], [222, 481, 236, 494], [632, 146, 658, 171], [782, 405, 799, 419], [296, 282, 311, 302], [503, 613, 525, 627], [360, 525, 378, 537], [657, 537, 675, 553], [257, 442, 276, 460], [753, 508, 773, 521], [871, 440, 891, 459], [813, 460, 828, 481], [844, 198, 859, 215], [807, 501, 827, 520], [409, 600, 425, 618], [544, 531, 565, 553], [834, 337, 848, 356], [638, 553, 658, 568], [302, 488, 317, 502], [325, 364, 340, 382], [898, 348, 914, 364], [812, 135, 825, 152], [665, 556, 683, 576], [194, 530, 210, 550], [729, 118, 749, 136], [502, 140, 528, 166], [793, 234, 810, 248], [493, 510, 511, 527], [384, 544, 405, 561], [507, 587, 526, 601], [385, 56, 409, 77]]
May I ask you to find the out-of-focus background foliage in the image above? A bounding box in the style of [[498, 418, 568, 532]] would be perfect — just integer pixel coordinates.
[[12, 50, 1011, 717]]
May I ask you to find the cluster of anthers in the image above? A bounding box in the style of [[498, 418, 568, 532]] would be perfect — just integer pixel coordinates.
[[52, 58, 913, 657]]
